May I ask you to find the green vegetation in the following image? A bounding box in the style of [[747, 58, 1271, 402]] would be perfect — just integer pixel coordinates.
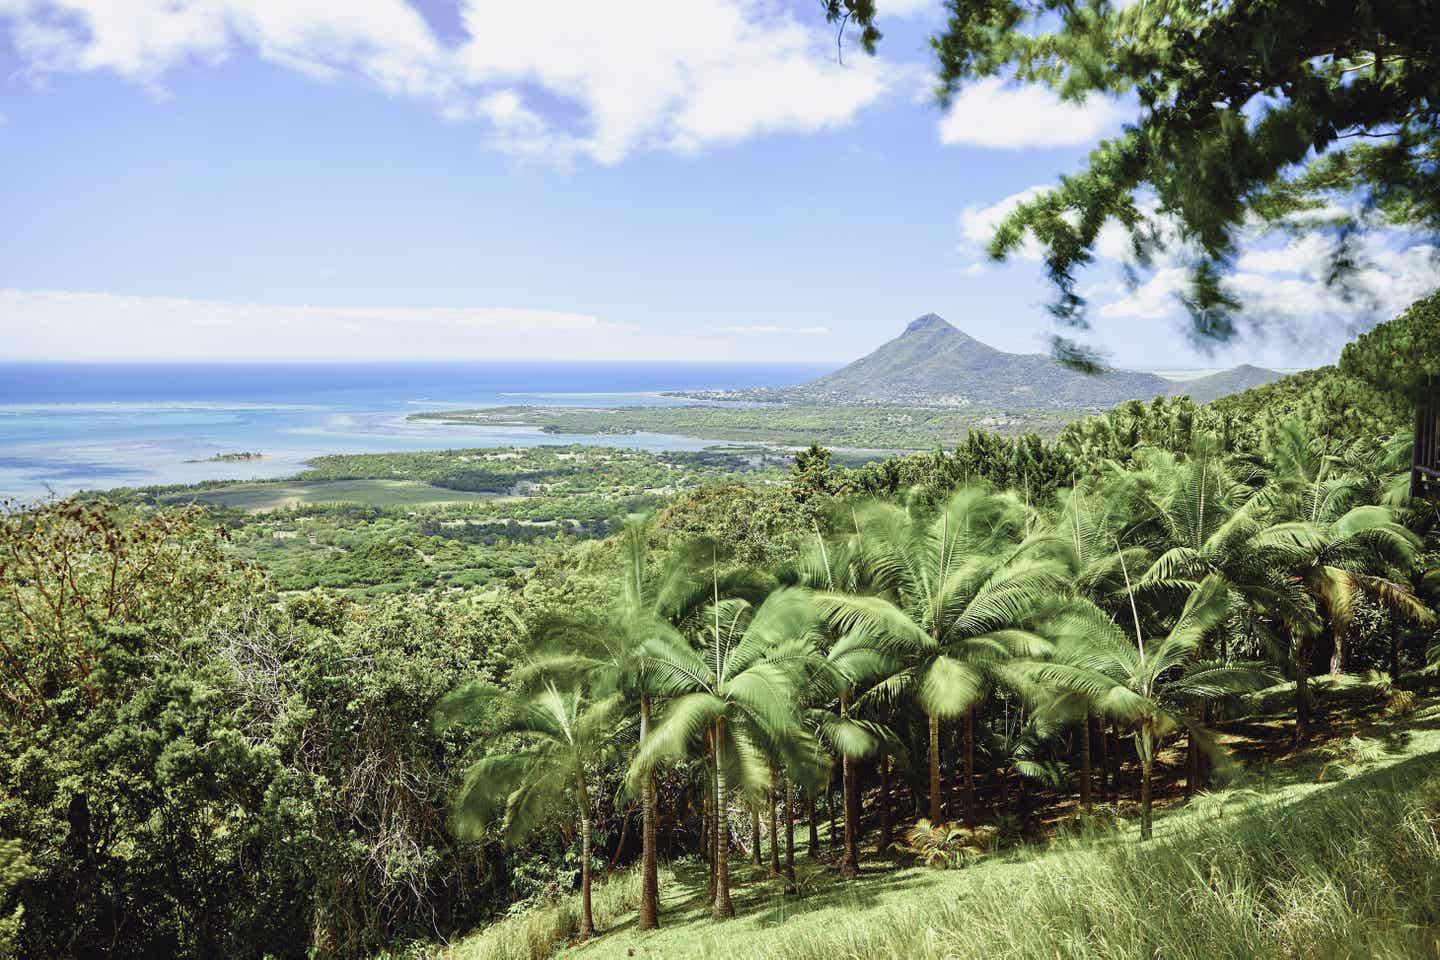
[[452, 694, 1440, 960], [410, 402, 1076, 449], [161, 478, 499, 511], [0, 295, 1435, 960], [188, 451, 264, 463], [100, 446, 794, 595], [825, 1, 1440, 358]]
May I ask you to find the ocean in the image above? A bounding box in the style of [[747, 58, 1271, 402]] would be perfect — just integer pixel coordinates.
[[0, 362, 835, 501]]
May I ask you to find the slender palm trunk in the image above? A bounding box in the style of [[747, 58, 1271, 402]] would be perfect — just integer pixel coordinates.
[[841, 752, 859, 876], [840, 690, 859, 877], [806, 791, 819, 859], [878, 756, 893, 851], [1109, 723, 1123, 801], [1097, 720, 1110, 802], [750, 808, 762, 867], [1330, 623, 1347, 675], [703, 776, 716, 900], [1185, 729, 1199, 798], [962, 705, 977, 830], [1294, 634, 1312, 745], [768, 769, 780, 878], [713, 722, 734, 920], [1079, 712, 1092, 812], [927, 710, 943, 823], [1389, 618, 1402, 681], [639, 693, 659, 930], [784, 779, 796, 887], [1138, 730, 1154, 841], [577, 776, 595, 940], [828, 783, 839, 848]]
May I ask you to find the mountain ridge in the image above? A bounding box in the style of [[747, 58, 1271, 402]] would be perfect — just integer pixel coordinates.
[[673, 314, 1281, 408]]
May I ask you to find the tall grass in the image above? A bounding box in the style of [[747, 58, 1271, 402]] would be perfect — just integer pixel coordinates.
[[442, 865, 675, 960], [707, 761, 1440, 960]]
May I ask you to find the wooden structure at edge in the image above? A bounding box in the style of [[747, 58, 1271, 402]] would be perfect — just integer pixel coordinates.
[[1414, 374, 1440, 500]]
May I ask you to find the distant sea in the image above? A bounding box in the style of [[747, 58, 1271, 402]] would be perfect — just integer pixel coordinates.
[[0, 362, 836, 501]]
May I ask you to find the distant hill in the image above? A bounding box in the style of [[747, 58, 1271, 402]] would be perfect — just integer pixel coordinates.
[[671, 313, 1287, 409], [783, 314, 1173, 408], [1164, 364, 1284, 404]]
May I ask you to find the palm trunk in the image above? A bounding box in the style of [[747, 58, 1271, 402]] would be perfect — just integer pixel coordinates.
[[1294, 634, 1312, 745], [806, 791, 819, 859], [1185, 728, 1199, 798], [750, 808, 762, 867], [1079, 712, 1093, 812], [841, 752, 859, 876], [1109, 723, 1123, 801], [927, 710, 943, 823], [639, 693, 659, 930], [1097, 719, 1110, 802], [878, 756, 893, 852], [1330, 622, 1347, 675], [1389, 618, 1402, 681], [1139, 743, 1154, 842], [828, 783, 839, 848], [962, 705, 977, 830], [577, 776, 595, 940], [768, 770, 780, 878], [713, 721, 734, 920], [784, 779, 796, 887], [840, 690, 859, 877], [703, 773, 716, 900]]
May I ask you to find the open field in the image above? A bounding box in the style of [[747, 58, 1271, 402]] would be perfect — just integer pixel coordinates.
[[158, 478, 502, 513]]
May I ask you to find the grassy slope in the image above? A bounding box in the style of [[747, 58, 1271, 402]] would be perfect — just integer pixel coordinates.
[[439, 680, 1440, 960]]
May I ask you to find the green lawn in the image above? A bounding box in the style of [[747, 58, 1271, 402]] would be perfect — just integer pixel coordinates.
[[437, 682, 1440, 960], [160, 479, 502, 512]]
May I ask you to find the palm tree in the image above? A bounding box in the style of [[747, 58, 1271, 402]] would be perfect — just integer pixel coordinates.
[[435, 682, 624, 941], [788, 524, 898, 877], [1025, 576, 1272, 840], [1254, 422, 1426, 740], [629, 588, 815, 920], [814, 487, 1060, 828], [1033, 481, 1153, 808], [516, 524, 769, 928]]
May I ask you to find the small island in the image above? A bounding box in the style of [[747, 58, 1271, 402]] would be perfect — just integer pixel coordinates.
[[185, 451, 265, 463]]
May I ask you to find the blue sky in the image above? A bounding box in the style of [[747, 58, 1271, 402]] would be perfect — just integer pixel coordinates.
[[1, 0, 1434, 367]]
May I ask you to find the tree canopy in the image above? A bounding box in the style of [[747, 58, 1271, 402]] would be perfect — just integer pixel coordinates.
[[827, 0, 1440, 365]]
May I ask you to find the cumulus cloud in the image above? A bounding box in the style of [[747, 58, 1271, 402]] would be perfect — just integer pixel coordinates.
[[957, 185, 1048, 261], [957, 180, 1439, 363], [938, 77, 1130, 149], [0, 0, 901, 163], [1095, 230, 1439, 360]]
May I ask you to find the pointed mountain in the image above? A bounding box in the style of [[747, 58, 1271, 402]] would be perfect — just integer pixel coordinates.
[[794, 314, 1171, 408]]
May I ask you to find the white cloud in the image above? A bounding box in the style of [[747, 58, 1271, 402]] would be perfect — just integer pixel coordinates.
[[719, 324, 830, 335], [879, 0, 938, 16], [938, 77, 1130, 149], [0, 290, 857, 361], [0, 289, 632, 361], [957, 185, 1048, 261], [0, 0, 901, 163]]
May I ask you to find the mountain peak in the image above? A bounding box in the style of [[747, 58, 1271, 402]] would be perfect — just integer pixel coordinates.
[[904, 313, 952, 335]]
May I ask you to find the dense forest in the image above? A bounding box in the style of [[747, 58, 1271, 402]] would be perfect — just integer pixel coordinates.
[[1, 293, 1439, 959]]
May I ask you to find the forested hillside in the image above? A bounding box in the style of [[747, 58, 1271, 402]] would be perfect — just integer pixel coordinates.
[[1, 294, 1437, 960]]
